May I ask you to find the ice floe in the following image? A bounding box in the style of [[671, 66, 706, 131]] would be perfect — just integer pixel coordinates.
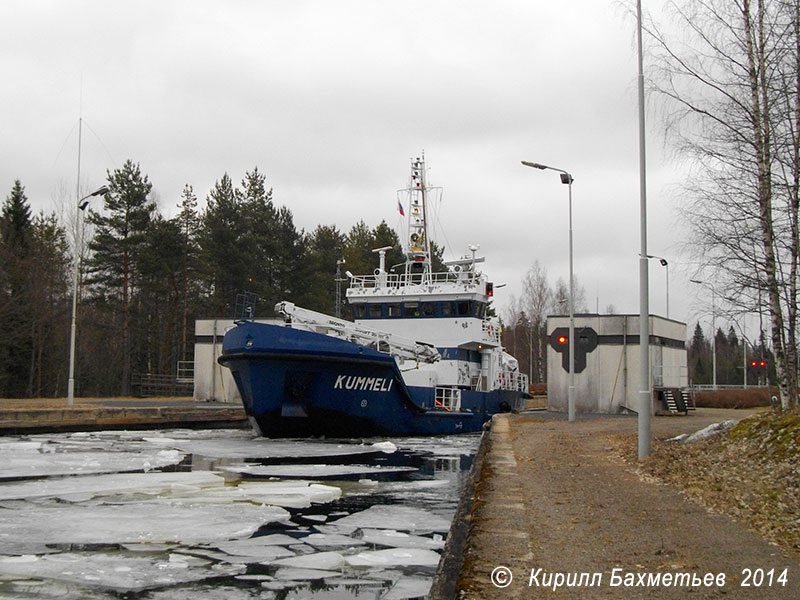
[[219, 463, 417, 479], [383, 576, 434, 599], [302, 533, 366, 549], [0, 552, 244, 593], [160, 438, 396, 460], [329, 505, 452, 533], [177, 481, 341, 508], [0, 502, 290, 545], [345, 548, 441, 568], [0, 471, 224, 501], [271, 551, 345, 571], [357, 529, 445, 550], [0, 449, 185, 480]]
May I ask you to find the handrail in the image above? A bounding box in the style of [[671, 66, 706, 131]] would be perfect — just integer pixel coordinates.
[[348, 270, 482, 289]]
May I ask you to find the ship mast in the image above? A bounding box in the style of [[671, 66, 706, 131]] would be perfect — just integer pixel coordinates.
[[406, 155, 432, 282]]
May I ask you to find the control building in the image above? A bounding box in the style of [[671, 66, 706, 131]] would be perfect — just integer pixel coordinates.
[[547, 314, 690, 414]]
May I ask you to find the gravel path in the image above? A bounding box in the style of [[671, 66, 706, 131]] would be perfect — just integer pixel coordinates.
[[456, 409, 800, 599]]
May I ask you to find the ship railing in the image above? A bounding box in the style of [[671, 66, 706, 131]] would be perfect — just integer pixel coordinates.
[[348, 270, 481, 290], [496, 370, 529, 392]]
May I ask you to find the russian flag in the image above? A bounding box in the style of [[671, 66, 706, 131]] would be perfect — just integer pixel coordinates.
[[397, 200, 405, 216]]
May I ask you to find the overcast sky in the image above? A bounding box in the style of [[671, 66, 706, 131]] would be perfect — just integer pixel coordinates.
[[1, 1, 719, 336]]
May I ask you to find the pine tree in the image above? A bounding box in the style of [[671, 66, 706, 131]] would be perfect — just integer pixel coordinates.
[[86, 160, 155, 395]]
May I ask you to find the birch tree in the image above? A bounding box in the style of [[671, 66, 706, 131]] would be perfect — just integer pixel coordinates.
[[648, 0, 799, 407]]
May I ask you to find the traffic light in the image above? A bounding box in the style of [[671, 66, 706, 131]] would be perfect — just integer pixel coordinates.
[[549, 326, 598, 373], [486, 282, 494, 297], [748, 359, 767, 379]]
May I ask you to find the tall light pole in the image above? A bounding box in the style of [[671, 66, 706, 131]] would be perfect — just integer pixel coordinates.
[[335, 258, 346, 319], [691, 278, 717, 390], [521, 161, 576, 422], [67, 185, 108, 407], [636, 0, 651, 459], [647, 255, 669, 318]]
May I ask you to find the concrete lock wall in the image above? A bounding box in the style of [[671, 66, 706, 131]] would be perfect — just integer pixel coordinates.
[[546, 314, 688, 414], [193, 319, 283, 403], [193, 320, 240, 403]]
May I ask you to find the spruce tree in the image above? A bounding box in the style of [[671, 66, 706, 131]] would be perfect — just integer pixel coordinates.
[[0, 180, 34, 396]]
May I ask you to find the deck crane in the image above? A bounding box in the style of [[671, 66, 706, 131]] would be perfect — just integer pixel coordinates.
[[275, 301, 440, 364]]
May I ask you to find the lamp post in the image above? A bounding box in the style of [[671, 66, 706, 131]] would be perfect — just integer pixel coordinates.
[[690, 278, 717, 390], [67, 185, 108, 407], [521, 161, 576, 422], [647, 255, 669, 318]]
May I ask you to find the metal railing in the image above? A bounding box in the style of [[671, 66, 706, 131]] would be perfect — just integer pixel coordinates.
[[131, 372, 193, 397], [348, 270, 481, 289], [176, 360, 195, 383], [497, 370, 529, 392]]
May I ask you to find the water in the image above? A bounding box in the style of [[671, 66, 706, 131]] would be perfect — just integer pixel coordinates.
[[0, 428, 479, 599]]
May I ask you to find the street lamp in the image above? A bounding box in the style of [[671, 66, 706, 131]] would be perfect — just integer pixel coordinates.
[[521, 161, 576, 422], [690, 278, 717, 390], [647, 255, 669, 318], [67, 185, 108, 407]]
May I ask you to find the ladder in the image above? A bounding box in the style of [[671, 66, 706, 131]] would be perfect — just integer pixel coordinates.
[[275, 301, 440, 364]]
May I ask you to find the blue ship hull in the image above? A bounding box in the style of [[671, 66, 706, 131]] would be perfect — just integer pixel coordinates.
[[218, 321, 525, 437]]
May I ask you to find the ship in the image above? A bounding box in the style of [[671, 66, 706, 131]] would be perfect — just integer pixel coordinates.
[[218, 155, 529, 437]]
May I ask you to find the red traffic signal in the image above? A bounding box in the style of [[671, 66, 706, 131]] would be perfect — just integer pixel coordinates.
[[558, 335, 567, 345]]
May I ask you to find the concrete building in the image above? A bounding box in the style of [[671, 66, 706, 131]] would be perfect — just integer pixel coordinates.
[[547, 314, 688, 414], [193, 319, 280, 403]]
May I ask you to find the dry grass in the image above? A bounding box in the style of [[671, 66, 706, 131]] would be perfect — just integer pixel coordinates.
[[616, 408, 800, 553], [695, 388, 776, 409]]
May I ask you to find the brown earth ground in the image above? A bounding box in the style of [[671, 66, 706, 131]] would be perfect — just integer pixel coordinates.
[[456, 408, 800, 599]]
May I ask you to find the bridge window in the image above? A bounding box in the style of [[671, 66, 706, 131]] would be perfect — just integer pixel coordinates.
[[387, 303, 402, 317], [441, 301, 455, 316], [456, 300, 471, 316], [403, 301, 420, 317], [351, 304, 367, 319], [421, 302, 437, 317], [368, 304, 383, 318]]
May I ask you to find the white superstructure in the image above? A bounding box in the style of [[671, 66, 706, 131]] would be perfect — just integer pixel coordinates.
[[344, 155, 526, 395]]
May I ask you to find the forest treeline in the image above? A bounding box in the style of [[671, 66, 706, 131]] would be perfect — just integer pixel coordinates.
[[0, 161, 410, 398]]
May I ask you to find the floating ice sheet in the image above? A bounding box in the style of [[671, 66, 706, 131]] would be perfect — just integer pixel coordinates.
[[163, 438, 395, 460], [329, 505, 452, 533], [176, 481, 341, 508], [357, 529, 445, 550], [345, 548, 441, 568], [219, 464, 417, 479], [271, 551, 345, 571], [0, 450, 185, 480], [0, 502, 290, 545], [383, 576, 434, 599], [394, 434, 480, 457], [271, 567, 341, 581], [146, 584, 267, 600], [302, 533, 366, 549], [0, 472, 224, 501], [0, 552, 244, 593], [0, 440, 42, 453]]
